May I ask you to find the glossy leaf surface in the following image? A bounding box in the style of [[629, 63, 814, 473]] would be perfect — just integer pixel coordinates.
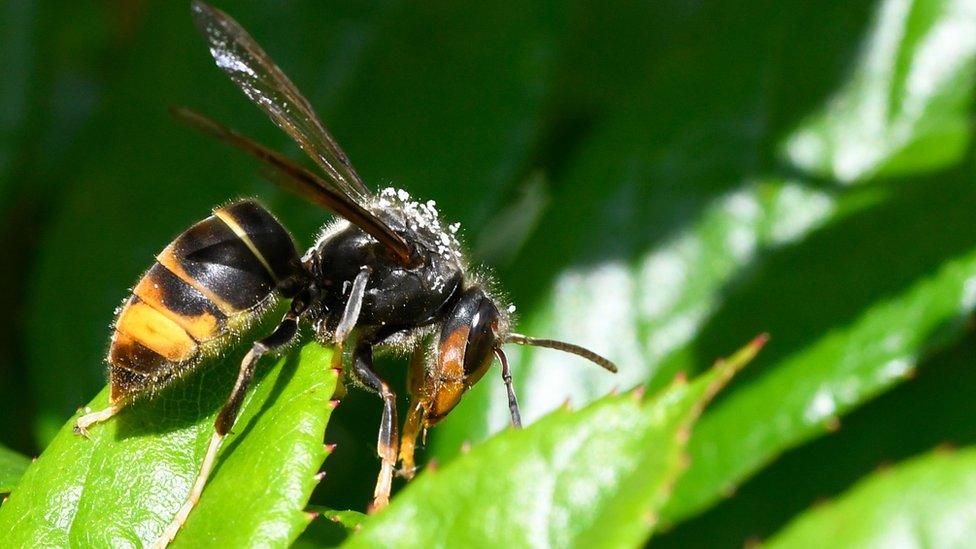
[[782, 0, 976, 182], [767, 448, 976, 548], [344, 338, 764, 548], [0, 343, 335, 547]]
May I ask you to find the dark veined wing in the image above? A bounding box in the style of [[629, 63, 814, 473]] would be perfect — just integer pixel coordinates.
[[172, 107, 414, 265], [190, 0, 371, 201]]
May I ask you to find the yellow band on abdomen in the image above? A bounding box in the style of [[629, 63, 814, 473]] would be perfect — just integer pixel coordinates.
[[116, 298, 198, 362]]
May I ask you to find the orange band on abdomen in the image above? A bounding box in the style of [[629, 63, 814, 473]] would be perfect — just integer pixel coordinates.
[[116, 298, 198, 362], [133, 272, 222, 342]]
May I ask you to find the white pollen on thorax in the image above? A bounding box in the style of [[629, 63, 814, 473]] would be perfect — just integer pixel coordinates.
[[372, 187, 463, 263]]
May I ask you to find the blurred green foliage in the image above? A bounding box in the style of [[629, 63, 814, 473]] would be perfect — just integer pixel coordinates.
[[1, 0, 975, 547], [0, 443, 29, 494]]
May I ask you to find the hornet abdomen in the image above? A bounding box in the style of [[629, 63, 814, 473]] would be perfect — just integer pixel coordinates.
[[108, 200, 300, 402]]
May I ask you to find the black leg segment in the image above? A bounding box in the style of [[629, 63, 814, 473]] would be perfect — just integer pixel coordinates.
[[350, 340, 399, 510], [215, 314, 299, 435], [495, 347, 522, 428], [156, 290, 310, 546], [216, 288, 311, 435]]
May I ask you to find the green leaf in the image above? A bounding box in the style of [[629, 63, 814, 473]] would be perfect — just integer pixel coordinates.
[[293, 507, 366, 548], [782, 0, 976, 183], [320, 509, 367, 532], [430, 0, 976, 530], [659, 185, 976, 524], [0, 342, 336, 547], [344, 337, 764, 548], [428, 0, 882, 465], [0, 444, 30, 494], [428, 174, 875, 465], [767, 448, 976, 547]]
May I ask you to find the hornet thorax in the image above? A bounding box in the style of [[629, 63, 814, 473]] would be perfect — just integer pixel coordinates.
[[304, 188, 466, 341]]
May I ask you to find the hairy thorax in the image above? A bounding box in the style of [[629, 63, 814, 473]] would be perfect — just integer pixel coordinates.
[[305, 188, 466, 345]]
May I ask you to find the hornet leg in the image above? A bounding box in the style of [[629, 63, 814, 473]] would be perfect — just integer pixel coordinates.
[[349, 341, 398, 512], [398, 343, 428, 479], [73, 404, 122, 439], [153, 295, 307, 548], [331, 266, 370, 371]]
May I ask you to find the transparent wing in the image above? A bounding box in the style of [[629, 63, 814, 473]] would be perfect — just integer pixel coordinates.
[[172, 107, 414, 264], [191, 0, 371, 201]]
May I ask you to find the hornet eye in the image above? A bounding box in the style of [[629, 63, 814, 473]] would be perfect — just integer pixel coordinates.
[[463, 295, 501, 378]]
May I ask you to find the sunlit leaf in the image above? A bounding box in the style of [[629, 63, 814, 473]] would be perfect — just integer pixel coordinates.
[[0, 343, 336, 547], [344, 337, 764, 548], [782, 0, 976, 182], [653, 336, 976, 547], [660, 171, 976, 522], [767, 448, 976, 547], [430, 0, 976, 530]]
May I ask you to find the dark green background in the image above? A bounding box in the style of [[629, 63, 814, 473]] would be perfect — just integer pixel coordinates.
[[1, 0, 974, 546]]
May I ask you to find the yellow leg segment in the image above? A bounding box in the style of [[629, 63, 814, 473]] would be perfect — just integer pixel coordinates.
[[73, 404, 121, 438], [151, 432, 223, 548]]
